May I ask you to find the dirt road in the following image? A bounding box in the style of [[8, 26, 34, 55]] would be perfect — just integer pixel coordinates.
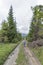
[[3, 43, 41, 65], [24, 47, 41, 65]]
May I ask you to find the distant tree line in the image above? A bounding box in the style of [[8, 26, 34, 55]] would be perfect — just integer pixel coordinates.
[[0, 6, 22, 43], [27, 5, 43, 42]]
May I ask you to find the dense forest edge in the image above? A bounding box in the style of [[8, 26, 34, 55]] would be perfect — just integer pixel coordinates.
[[0, 6, 22, 43], [27, 5, 43, 47]]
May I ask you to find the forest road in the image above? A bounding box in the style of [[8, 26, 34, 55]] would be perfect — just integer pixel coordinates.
[[24, 47, 41, 65]]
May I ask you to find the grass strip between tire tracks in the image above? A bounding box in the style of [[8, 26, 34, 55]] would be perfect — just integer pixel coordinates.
[[16, 45, 28, 65]]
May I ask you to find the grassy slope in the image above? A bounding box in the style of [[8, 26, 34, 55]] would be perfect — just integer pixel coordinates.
[[0, 43, 17, 65], [16, 45, 28, 65], [32, 47, 43, 65]]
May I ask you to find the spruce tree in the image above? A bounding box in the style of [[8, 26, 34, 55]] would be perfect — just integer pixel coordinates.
[[8, 6, 17, 42], [1, 20, 8, 42]]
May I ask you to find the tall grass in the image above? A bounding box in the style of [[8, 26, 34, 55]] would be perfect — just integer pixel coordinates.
[[0, 44, 17, 65], [32, 47, 43, 65]]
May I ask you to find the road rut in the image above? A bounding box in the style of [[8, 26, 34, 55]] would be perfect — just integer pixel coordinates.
[[24, 47, 41, 65]]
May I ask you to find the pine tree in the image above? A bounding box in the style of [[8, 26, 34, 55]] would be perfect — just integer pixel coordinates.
[[1, 20, 8, 42], [7, 6, 17, 42]]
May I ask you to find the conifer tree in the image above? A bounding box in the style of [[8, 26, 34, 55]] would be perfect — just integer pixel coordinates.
[[8, 6, 17, 42]]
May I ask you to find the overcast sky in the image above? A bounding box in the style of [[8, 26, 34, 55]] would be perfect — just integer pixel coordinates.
[[0, 0, 43, 34]]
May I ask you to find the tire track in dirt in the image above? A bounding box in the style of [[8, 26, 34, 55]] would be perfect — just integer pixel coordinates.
[[24, 47, 41, 65]]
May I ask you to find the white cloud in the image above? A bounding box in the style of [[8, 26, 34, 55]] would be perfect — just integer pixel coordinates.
[[37, 0, 43, 5], [0, 0, 37, 33]]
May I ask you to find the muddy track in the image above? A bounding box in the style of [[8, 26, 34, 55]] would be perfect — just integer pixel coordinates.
[[24, 47, 41, 65]]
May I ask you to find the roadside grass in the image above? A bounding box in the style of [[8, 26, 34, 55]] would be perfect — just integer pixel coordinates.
[[16, 45, 28, 65], [0, 43, 17, 65], [32, 46, 43, 65]]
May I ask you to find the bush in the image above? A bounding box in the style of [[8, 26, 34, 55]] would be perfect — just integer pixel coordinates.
[[12, 38, 18, 43]]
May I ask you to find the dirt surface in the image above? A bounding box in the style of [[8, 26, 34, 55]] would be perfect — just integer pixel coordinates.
[[3, 42, 41, 65], [24, 47, 41, 65], [3, 45, 20, 65]]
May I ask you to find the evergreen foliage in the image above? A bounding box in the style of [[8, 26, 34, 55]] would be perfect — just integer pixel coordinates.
[[0, 6, 22, 43], [27, 5, 43, 42], [7, 6, 17, 42]]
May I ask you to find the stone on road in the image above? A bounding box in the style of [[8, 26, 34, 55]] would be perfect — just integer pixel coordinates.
[[3, 45, 20, 65]]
